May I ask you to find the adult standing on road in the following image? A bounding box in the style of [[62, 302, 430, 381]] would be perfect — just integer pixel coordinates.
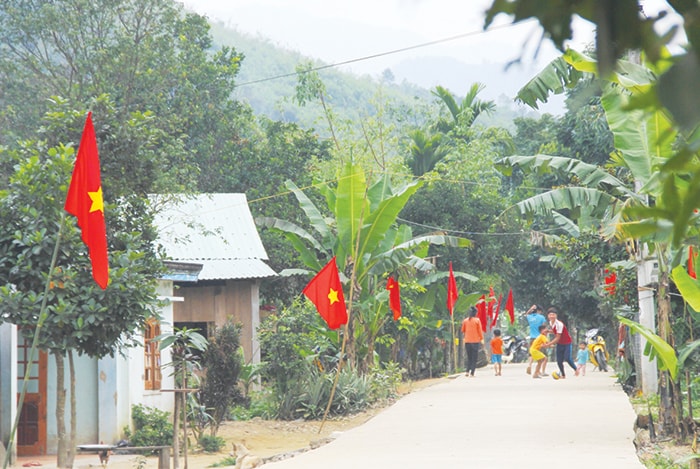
[[523, 304, 546, 375], [461, 306, 484, 377], [546, 307, 577, 379]]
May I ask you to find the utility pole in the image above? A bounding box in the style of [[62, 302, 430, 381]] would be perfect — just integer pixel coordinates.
[[628, 42, 658, 396], [636, 243, 659, 395]]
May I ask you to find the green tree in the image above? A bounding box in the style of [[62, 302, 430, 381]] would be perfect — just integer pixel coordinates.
[[258, 163, 470, 371], [405, 129, 447, 177], [0, 0, 247, 193], [432, 84, 496, 140], [0, 137, 162, 467], [199, 321, 244, 437], [158, 327, 208, 468]]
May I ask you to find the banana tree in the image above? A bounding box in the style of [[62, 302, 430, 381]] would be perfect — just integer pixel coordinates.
[[257, 162, 471, 371], [498, 48, 700, 438]]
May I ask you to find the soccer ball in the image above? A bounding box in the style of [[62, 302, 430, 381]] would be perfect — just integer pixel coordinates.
[[551, 371, 561, 380]]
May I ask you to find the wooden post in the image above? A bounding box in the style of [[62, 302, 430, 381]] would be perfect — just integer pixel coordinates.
[[161, 389, 198, 469]]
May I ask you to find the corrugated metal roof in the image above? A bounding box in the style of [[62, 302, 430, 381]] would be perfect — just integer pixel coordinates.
[[154, 194, 277, 280]]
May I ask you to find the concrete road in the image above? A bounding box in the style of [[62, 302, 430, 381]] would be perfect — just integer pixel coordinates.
[[264, 362, 643, 469]]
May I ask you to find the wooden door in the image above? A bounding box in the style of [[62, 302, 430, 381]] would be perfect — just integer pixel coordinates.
[[16, 335, 47, 456]]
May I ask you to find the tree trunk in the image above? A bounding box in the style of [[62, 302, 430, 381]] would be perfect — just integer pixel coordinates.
[[657, 270, 681, 439], [54, 352, 67, 468], [68, 351, 76, 467]]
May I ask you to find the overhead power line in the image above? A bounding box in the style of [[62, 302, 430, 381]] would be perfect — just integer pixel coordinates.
[[233, 21, 531, 89]]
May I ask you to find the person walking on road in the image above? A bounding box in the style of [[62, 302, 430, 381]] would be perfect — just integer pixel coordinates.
[[546, 307, 577, 379], [523, 304, 546, 375], [490, 328, 503, 376], [461, 306, 484, 377]]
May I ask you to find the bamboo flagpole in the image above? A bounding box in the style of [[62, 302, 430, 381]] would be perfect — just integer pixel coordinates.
[[447, 262, 459, 372], [2, 216, 65, 469]]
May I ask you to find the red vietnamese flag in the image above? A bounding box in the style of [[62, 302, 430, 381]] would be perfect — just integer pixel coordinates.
[[487, 286, 496, 325], [604, 269, 617, 295], [64, 112, 109, 289], [689, 247, 697, 280], [505, 289, 515, 324], [492, 292, 503, 328], [386, 277, 402, 320], [303, 257, 348, 329], [447, 262, 458, 315], [476, 295, 487, 332]]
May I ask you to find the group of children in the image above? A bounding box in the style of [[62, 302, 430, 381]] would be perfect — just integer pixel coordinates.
[[488, 327, 590, 378]]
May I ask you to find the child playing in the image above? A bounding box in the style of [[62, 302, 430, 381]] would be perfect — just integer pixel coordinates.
[[575, 342, 589, 376], [490, 329, 503, 376], [529, 325, 550, 379]]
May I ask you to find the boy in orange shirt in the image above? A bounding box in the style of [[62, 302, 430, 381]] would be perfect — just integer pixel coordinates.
[[490, 329, 503, 376]]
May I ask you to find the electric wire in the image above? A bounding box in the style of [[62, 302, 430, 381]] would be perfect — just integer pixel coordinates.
[[233, 21, 535, 89]]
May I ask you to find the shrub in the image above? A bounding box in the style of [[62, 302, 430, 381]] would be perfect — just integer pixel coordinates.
[[199, 435, 226, 453], [124, 404, 173, 447], [230, 389, 277, 420], [258, 300, 336, 398], [209, 456, 237, 467], [367, 361, 404, 402]]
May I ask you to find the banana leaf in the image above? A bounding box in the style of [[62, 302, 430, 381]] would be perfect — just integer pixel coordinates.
[[617, 315, 677, 380]]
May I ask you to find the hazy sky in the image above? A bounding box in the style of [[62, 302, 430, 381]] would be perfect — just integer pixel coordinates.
[[180, 1, 684, 113], [181, 0, 590, 74]]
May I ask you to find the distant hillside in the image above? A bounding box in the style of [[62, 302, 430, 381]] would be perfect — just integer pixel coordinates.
[[209, 22, 432, 127], [389, 55, 564, 116], [207, 20, 544, 132]]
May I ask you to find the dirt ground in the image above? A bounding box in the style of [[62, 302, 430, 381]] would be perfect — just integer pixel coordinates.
[[15, 377, 441, 469]]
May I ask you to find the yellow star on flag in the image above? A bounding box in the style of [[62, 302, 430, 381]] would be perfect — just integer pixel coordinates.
[[328, 288, 339, 305], [88, 186, 104, 213]]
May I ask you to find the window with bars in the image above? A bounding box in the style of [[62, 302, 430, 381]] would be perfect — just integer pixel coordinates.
[[144, 319, 161, 390]]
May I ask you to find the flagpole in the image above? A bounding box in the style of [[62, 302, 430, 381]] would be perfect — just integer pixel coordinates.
[[451, 314, 457, 372], [2, 213, 66, 469]]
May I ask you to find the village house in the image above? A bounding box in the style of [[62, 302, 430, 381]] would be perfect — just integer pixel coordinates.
[[0, 193, 275, 460]]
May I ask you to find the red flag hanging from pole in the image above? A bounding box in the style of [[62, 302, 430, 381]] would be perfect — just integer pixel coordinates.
[[487, 286, 496, 326], [604, 269, 617, 295], [64, 112, 109, 289], [505, 289, 515, 325], [386, 277, 402, 320], [447, 262, 458, 315], [689, 247, 697, 279], [492, 292, 503, 328], [303, 257, 348, 330], [476, 295, 487, 332]]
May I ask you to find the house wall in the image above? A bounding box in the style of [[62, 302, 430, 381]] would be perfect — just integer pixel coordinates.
[[44, 279, 176, 452], [0, 323, 17, 461], [123, 280, 175, 435], [46, 354, 99, 451], [173, 279, 261, 364]]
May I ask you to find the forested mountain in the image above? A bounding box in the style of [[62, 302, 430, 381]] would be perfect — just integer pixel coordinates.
[[206, 20, 538, 131]]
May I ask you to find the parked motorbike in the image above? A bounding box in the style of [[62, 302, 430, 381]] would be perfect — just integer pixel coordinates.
[[585, 328, 609, 372], [502, 335, 529, 363]]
